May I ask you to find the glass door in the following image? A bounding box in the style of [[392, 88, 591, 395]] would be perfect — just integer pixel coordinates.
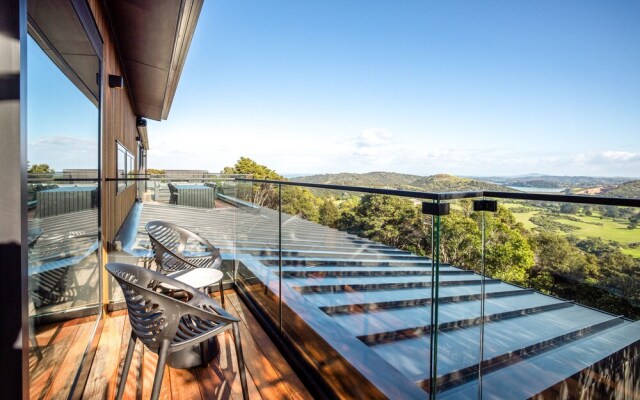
[[26, 1, 101, 397]]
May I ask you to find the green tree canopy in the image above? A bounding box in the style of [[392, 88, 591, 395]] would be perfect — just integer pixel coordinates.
[[221, 157, 284, 207], [338, 194, 428, 254], [440, 211, 482, 270], [318, 198, 340, 228], [482, 208, 534, 284], [28, 163, 53, 174], [221, 157, 283, 180], [282, 186, 321, 222], [221, 157, 322, 218]]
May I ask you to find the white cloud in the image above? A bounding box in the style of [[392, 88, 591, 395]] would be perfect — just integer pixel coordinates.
[[145, 118, 640, 177], [31, 134, 96, 149], [573, 151, 640, 165], [342, 129, 396, 158], [600, 151, 640, 162], [28, 135, 98, 170]]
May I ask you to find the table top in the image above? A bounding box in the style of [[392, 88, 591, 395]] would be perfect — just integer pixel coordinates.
[[165, 268, 224, 290]]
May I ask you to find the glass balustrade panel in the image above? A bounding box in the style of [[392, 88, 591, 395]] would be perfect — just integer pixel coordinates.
[[277, 184, 436, 398], [477, 196, 640, 399]]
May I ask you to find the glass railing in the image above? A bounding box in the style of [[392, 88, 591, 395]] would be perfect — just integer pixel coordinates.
[[27, 173, 101, 398], [232, 180, 438, 398], [228, 179, 639, 399], [470, 193, 640, 399], [103, 174, 640, 399]]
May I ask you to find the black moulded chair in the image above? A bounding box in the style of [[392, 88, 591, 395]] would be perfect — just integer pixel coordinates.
[[167, 183, 179, 204], [146, 220, 226, 306], [106, 263, 248, 400]]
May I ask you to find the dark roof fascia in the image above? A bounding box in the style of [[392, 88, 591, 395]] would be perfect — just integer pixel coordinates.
[[102, 0, 204, 121], [161, 0, 204, 120]]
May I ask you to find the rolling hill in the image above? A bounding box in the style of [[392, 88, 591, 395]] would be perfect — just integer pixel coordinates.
[[602, 180, 640, 199], [291, 172, 514, 193], [409, 174, 514, 192], [474, 175, 633, 189]]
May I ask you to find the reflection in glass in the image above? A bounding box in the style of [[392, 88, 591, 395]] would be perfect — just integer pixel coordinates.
[[26, 20, 100, 398], [127, 149, 135, 187], [117, 142, 126, 192], [116, 141, 136, 192]]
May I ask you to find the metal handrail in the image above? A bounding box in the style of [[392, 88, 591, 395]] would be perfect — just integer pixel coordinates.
[[235, 177, 640, 208]]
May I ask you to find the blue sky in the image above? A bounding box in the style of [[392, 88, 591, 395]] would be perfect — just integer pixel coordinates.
[[29, 1, 640, 177], [27, 36, 99, 171]]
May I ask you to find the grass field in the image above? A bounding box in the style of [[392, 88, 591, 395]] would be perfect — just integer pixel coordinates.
[[504, 202, 640, 258], [503, 203, 540, 230], [509, 210, 539, 230]]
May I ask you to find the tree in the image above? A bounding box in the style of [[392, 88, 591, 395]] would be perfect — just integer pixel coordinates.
[[221, 157, 323, 220], [222, 157, 283, 207], [336, 195, 360, 231], [628, 213, 639, 229], [338, 194, 428, 254], [528, 232, 599, 292], [601, 206, 620, 219], [146, 168, 165, 175], [281, 186, 320, 222], [440, 212, 481, 270], [318, 198, 340, 228], [221, 157, 281, 180], [482, 208, 535, 284], [559, 203, 579, 214], [28, 163, 53, 174]]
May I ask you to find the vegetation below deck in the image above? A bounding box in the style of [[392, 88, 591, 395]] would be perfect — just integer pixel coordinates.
[[220, 157, 640, 320]]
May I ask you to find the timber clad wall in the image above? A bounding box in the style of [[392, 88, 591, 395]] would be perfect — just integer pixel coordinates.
[[88, 0, 138, 246]]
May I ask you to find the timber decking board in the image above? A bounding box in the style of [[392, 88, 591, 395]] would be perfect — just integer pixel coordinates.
[[222, 292, 312, 400], [83, 311, 127, 399], [29, 316, 98, 400], [79, 290, 311, 400], [44, 321, 96, 400]]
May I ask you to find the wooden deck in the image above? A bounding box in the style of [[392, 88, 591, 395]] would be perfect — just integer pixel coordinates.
[[30, 315, 99, 400], [32, 290, 313, 400]]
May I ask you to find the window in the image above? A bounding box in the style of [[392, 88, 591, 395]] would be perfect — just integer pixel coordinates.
[[116, 141, 135, 193]]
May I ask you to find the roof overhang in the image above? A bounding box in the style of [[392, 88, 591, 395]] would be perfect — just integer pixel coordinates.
[[104, 0, 204, 121]]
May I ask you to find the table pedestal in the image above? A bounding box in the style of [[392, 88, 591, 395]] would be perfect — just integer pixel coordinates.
[[164, 268, 225, 368], [167, 336, 220, 368]]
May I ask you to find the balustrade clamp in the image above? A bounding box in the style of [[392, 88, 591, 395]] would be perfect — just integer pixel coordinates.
[[422, 201, 450, 216], [473, 199, 498, 212]]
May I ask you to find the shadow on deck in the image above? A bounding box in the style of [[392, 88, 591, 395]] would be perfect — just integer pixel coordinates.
[[34, 290, 311, 400]]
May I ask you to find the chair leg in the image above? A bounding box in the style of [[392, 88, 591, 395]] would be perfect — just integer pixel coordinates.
[[151, 340, 170, 400], [232, 322, 249, 400], [116, 332, 137, 400], [219, 280, 225, 307]]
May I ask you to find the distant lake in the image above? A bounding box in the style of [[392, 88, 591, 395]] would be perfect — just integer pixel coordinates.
[[508, 186, 566, 193]]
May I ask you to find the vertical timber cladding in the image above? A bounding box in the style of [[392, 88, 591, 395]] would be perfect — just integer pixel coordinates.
[[88, 0, 137, 246], [87, 0, 138, 304]]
